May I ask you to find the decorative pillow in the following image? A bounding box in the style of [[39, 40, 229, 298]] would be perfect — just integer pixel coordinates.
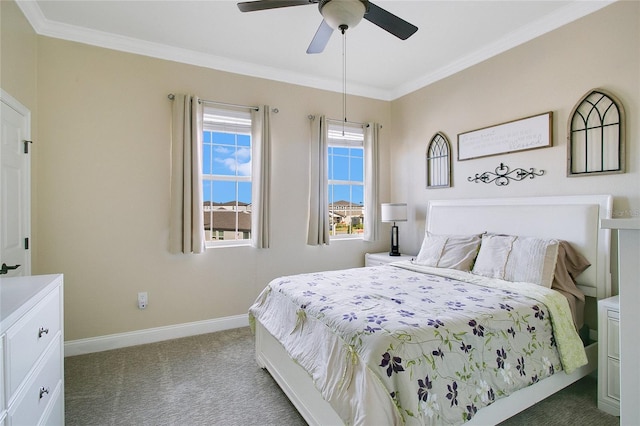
[[415, 233, 482, 271], [504, 236, 560, 288], [472, 234, 560, 288], [415, 234, 448, 266], [471, 234, 516, 279]]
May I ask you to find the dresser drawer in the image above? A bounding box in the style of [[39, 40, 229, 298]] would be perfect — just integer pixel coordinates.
[[365, 252, 413, 267], [5, 289, 61, 400], [8, 339, 62, 426], [366, 258, 390, 267], [606, 356, 621, 401], [597, 296, 620, 416], [606, 315, 620, 359], [39, 384, 63, 426], [1, 339, 4, 412]]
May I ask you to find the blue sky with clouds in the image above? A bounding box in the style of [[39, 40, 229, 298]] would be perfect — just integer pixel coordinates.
[[202, 132, 364, 205]]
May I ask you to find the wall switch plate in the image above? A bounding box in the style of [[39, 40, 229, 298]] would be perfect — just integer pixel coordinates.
[[138, 292, 148, 309]]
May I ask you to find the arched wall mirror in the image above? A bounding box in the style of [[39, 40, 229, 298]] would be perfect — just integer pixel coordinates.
[[568, 89, 625, 176], [426, 132, 451, 188]]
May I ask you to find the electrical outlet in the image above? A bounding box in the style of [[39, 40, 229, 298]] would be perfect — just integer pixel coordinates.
[[138, 292, 148, 309]]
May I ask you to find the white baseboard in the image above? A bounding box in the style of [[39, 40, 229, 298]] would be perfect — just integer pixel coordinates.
[[64, 314, 249, 357]]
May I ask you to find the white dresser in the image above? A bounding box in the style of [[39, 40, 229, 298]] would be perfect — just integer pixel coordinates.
[[0, 274, 64, 426]]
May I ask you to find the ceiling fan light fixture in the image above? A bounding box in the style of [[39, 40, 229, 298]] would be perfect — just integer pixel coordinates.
[[320, 0, 366, 30]]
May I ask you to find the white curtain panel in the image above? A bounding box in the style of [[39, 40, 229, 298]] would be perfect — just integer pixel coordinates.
[[307, 115, 330, 245], [169, 94, 205, 254], [363, 122, 380, 242], [251, 106, 271, 248]]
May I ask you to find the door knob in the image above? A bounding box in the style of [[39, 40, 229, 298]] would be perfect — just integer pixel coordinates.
[[0, 263, 20, 275]]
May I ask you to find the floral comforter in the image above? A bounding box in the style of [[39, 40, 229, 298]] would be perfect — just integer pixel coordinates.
[[249, 262, 587, 425]]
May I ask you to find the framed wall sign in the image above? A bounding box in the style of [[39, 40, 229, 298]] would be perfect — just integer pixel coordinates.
[[457, 111, 553, 161]]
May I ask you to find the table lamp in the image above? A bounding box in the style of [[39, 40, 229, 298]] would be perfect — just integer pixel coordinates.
[[381, 203, 407, 256]]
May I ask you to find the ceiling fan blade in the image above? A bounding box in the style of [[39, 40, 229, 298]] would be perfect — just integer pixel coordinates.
[[364, 2, 418, 40], [237, 0, 316, 13], [306, 20, 334, 54]]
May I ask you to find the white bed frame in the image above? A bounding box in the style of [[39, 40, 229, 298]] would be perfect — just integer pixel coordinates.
[[254, 195, 613, 425]]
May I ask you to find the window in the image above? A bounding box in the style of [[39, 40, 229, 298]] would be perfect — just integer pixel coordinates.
[[327, 122, 364, 238], [202, 107, 252, 245]]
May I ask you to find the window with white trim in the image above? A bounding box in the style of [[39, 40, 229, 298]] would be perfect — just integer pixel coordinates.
[[328, 122, 365, 239], [202, 107, 252, 245]]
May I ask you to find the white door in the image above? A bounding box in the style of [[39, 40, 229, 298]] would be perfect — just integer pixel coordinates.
[[0, 89, 31, 277]]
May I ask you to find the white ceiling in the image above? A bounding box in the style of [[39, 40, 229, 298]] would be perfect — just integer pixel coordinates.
[[17, 0, 614, 100]]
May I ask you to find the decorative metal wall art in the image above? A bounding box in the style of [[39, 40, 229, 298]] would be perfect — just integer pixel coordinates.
[[457, 112, 553, 161], [568, 89, 625, 176], [426, 132, 451, 188], [468, 163, 545, 186]]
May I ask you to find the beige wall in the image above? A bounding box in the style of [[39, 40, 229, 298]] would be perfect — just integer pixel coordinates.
[[33, 38, 390, 340], [1, 1, 37, 108], [389, 1, 639, 329], [3, 0, 638, 341], [2, 0, 390, 340], [391, 1, 639, 255]]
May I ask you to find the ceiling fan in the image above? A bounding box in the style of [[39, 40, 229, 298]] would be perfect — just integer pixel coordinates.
[[237, 0, 418, 54]]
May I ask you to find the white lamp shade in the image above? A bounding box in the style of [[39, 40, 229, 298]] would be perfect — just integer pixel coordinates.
[[321, 0, 366, 30], [381, 203, 407, 222]]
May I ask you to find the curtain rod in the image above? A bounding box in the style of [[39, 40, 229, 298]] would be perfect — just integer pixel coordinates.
[[308, 115, 380, 128], [168, 94, 259, 112], [308, 115, 365, 127], [328, 117, 364, 127]]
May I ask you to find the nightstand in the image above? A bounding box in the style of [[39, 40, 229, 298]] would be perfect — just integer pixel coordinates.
[[598, 295, 620, 416], [365, 252, 413, 267]]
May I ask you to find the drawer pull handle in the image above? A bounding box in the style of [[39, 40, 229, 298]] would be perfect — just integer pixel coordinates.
[[38, 327, 50, 338], [39, 387, 50, 399]]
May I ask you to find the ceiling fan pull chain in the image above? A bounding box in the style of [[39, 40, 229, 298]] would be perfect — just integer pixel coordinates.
[[342, 25, 347, 136]]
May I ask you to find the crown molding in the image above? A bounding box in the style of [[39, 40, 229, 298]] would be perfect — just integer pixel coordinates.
[[15, 0, 388, 100], [391, 1, 616, 100], [16, 0, 615, 102]]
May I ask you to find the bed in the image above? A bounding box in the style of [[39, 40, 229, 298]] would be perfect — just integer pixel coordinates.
[[249, 195, 612, 425]]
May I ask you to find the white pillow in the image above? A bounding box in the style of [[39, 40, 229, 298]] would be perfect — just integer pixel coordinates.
[[415, 233, 482, 271], [415, 234, 448, 266], [471, 234, 515, 278], [472, 234, 560, 288], [505, 236, 559, 288]]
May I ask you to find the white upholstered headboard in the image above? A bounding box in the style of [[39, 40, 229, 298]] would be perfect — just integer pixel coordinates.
[[426, 195, 612, 299]]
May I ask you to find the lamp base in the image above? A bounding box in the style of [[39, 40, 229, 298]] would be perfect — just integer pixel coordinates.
[[389, 224, 400, 256]]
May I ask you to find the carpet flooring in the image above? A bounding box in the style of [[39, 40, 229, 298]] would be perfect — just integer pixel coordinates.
[[65, 327, 620, 426]]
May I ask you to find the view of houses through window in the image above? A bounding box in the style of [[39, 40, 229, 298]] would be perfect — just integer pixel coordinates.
[[328, 122, 365, 238], [202, 107, 253, 243], [202, 113, 365, 243]]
